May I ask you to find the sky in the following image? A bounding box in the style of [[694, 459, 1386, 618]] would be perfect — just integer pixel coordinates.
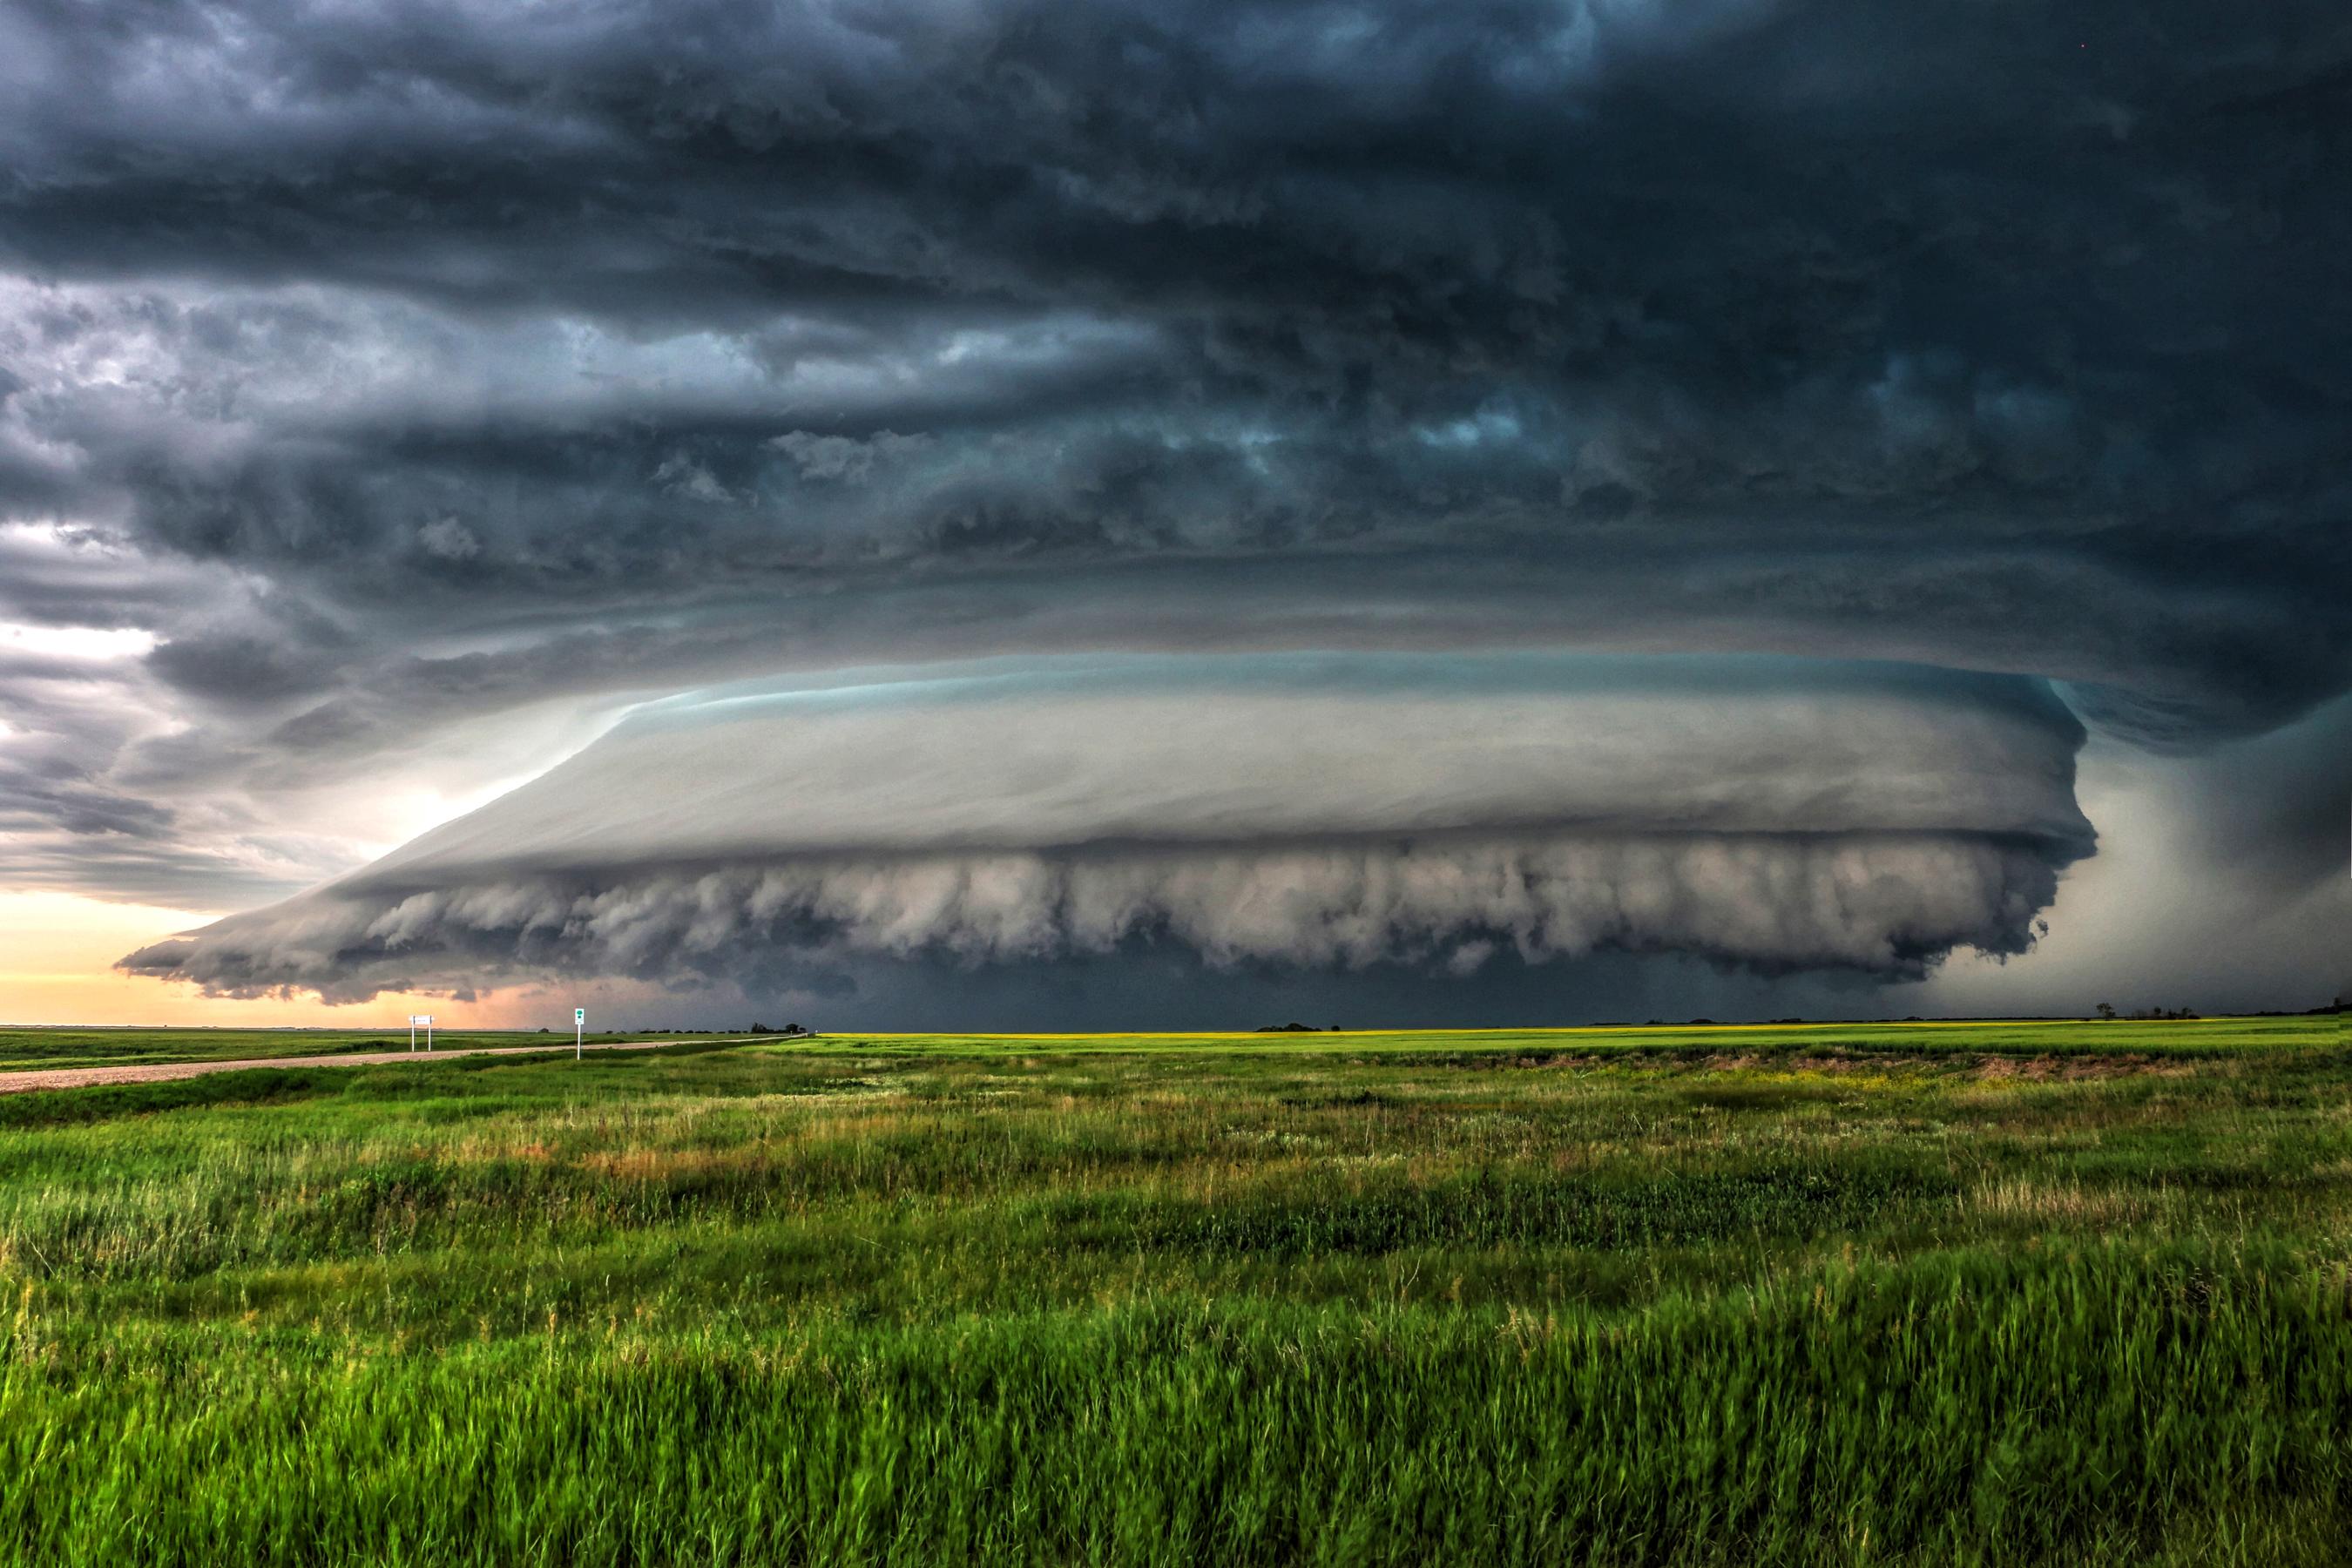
[[1, 0, 2345, 1031]]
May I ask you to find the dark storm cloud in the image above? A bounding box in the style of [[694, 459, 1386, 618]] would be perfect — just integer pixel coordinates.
[[0, 0, 2332, 1010], [0, 0, 2339, 765], [121, 652, 2096, 1000], [1919, 695, 2351, 1019], [0, 619, 345, 904]]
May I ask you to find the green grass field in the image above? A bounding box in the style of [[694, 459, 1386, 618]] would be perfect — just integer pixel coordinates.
[[0, 1016, 2346, 1565], [0, 1025, 743, 1071]]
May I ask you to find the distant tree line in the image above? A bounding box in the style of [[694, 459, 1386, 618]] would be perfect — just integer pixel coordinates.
[[2092, 1003, 2200, 1020]]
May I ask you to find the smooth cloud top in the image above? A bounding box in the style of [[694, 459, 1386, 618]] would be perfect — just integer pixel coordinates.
[[365, 652, 2093, 880], [123, 653, 2094, 999]]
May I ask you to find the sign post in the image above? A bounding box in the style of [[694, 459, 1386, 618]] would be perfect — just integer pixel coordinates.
[[408, 1015, 417, 1052], [574, 1006, 585, 1061], [423, 1015, 434, 1051]]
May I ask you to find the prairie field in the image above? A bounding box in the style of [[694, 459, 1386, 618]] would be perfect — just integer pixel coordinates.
[[0, 1025, 738, 1071], [0, 1016, 2346, 1565]]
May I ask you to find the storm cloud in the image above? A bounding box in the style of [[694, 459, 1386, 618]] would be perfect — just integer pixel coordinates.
[[122, 652, 2095, 998], [0, 0, 2332, 1015]]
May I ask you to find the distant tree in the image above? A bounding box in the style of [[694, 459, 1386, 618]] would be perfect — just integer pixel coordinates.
[[2095, 1003, 2116, 1021], [750, 1022, 770, 1034]]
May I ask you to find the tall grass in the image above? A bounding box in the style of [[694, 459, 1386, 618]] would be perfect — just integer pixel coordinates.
[[0, 1019, 2344, 1564], [4, 1247, 2347, 1566]]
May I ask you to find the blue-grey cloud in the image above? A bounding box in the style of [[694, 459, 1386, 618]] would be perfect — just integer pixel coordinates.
[[122, 652, 2093, 998], [0, 0, 2328, 1017]]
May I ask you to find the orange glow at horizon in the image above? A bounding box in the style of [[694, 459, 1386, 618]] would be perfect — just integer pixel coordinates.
[[0, 889, 537, 1028]]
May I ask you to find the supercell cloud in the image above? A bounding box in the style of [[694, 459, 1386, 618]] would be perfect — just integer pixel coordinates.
[[0, 0, 2330, 1016], [125, 653, 2094, 998]]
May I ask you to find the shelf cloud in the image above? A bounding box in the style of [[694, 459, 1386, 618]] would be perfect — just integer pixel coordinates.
[[123, 653, 2094, 999]]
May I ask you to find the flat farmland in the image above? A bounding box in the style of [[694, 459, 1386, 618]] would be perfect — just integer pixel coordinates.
[[0, 1025, 742, 1071], [0, 1017, 2345, 1565]]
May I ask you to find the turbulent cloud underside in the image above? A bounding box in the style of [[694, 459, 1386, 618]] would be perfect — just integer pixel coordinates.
[[124, 655, 2094, 998]]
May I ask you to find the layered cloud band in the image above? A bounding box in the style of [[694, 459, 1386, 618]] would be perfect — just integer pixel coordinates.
[[124, 652, 2094, 998]]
